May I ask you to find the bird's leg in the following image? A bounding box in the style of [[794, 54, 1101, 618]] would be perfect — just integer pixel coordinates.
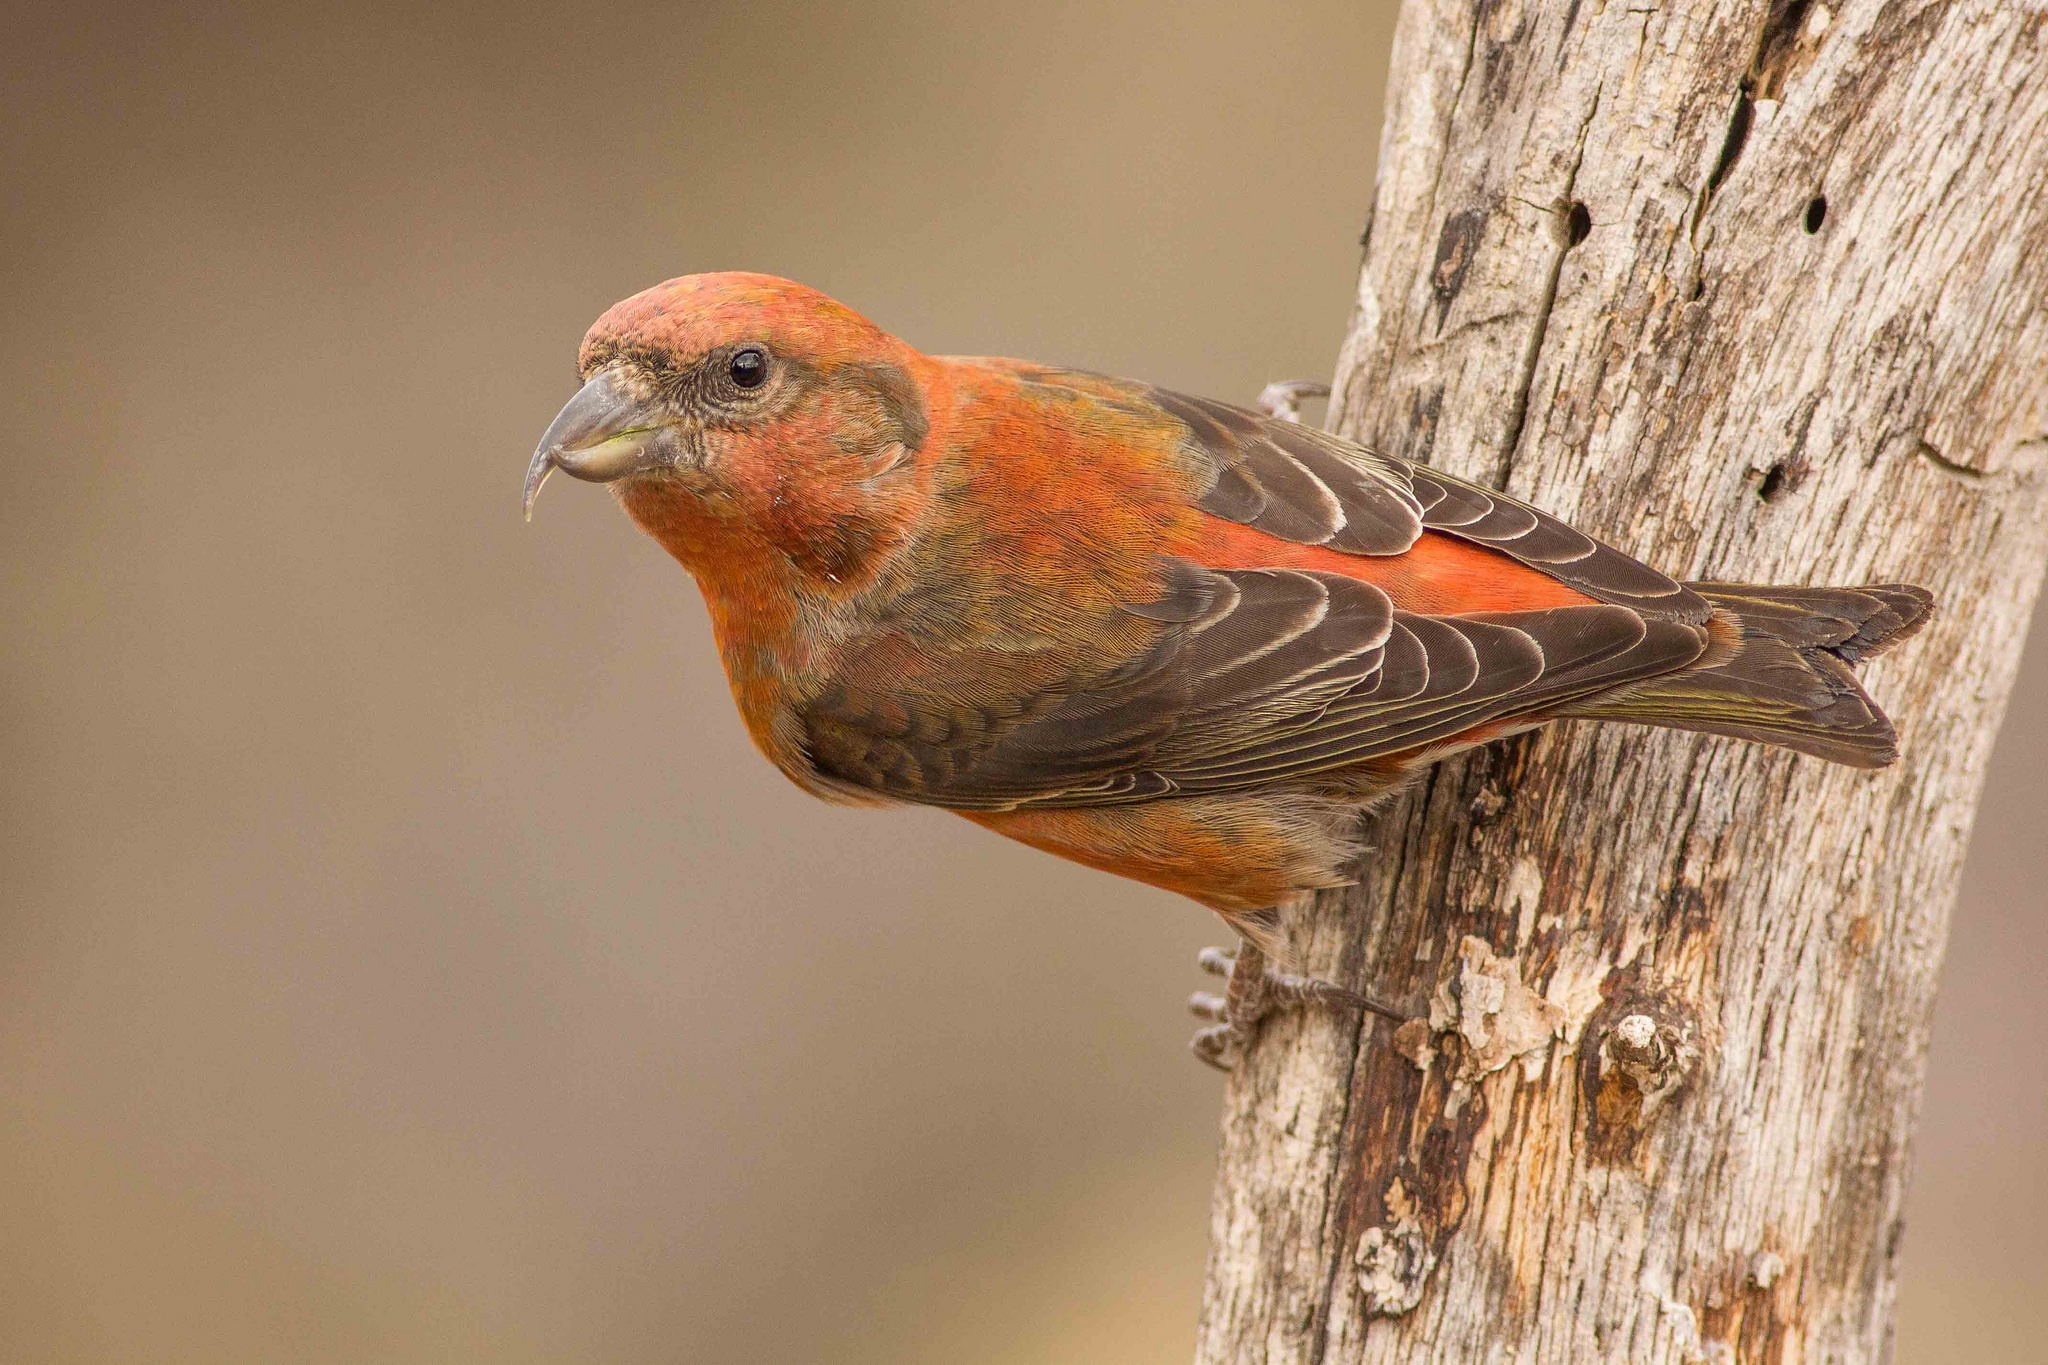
[[1188, 939, 1407, 1071], [1255, 379, 1331, 424]]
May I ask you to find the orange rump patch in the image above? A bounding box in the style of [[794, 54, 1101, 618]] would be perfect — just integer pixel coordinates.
[[1192, 519, 1598, 615]]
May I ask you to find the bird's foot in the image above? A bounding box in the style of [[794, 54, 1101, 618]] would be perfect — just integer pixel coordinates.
[[1255, 379, 1331, 424], [1187, 940, 1405, 1071]]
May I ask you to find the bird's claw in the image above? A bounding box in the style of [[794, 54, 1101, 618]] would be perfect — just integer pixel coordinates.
[[1188, 944, 1255, 1070], [1256, 379, 1331, 424], [1190, 1021, 1239, 1071], [1186, 939, 1408, 1071]]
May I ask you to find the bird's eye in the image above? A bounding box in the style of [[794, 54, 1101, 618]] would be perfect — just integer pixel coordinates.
[[728, 348, 768, 389]]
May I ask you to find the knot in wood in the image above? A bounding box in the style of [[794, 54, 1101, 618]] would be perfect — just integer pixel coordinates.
[[1610, 1012, 1667, 1071], [1580, 994, 1705, 1160], [1596, 1004, 1699, 1119]]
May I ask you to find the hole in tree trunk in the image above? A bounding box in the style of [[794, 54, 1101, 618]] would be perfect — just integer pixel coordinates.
[[1804, 194, 1828, 232], [1566, 201, 1592, 248]]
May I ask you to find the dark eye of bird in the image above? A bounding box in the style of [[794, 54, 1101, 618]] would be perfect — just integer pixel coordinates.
[[729, 348, 767, 389]]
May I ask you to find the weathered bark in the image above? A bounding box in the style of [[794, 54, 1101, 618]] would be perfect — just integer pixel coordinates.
[[1197, 3, 2048, 1362]]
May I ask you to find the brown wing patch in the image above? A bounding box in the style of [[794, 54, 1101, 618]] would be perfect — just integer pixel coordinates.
[[803, 562, 1708, 811], [1146, 385, 1709, 622], [1157, 390, 1424, 555]]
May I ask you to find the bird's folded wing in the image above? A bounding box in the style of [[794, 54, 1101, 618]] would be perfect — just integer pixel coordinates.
[[803, 563, 1708, 810]]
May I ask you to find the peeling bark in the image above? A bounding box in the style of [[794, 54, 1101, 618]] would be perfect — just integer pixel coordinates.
[[1196, 2, 2048, 1362]]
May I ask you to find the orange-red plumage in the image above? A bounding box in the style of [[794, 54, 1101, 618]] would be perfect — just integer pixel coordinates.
[[1188, 518, 1599, 616]]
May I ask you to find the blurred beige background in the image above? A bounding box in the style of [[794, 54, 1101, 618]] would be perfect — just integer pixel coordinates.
[[3, 4, 2041, 1362]]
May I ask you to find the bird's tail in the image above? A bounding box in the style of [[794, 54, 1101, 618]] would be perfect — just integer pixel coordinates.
[[1559, 582, 1935, 768]]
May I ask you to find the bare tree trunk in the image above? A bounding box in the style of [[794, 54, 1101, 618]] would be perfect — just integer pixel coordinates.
[[1196, 3, 2048, 1362]]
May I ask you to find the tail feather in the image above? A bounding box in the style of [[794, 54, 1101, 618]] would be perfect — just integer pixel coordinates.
[[1562, 582, 1934, 768]]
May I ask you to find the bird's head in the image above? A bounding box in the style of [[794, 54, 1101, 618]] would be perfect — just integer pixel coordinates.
[[524, 272, 931, 585]]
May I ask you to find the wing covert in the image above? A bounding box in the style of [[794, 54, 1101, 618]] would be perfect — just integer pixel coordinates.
[[1147, 386, 1710, 622]]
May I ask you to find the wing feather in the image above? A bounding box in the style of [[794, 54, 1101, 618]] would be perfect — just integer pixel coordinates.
[[1147, 384, 1706, 619], [804, 563, 1706, 810]]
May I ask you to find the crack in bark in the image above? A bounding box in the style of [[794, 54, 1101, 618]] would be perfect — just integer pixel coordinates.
[[1697, 0, 1832, 246], [1917, 439, 2024, 490], [1701, 88, 1755, 211], [1499, 92, 1602, 487], [1752, 0, 1823, 100], [1306, 858, 1410, 1359], [1305, 912, 1378, 1365], [1415, 3, 1491, 328], [1307, 766, 1443, 1364]]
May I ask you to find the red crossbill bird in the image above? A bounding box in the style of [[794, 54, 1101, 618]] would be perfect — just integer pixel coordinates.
[[523, 272, 1931, 1067]]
